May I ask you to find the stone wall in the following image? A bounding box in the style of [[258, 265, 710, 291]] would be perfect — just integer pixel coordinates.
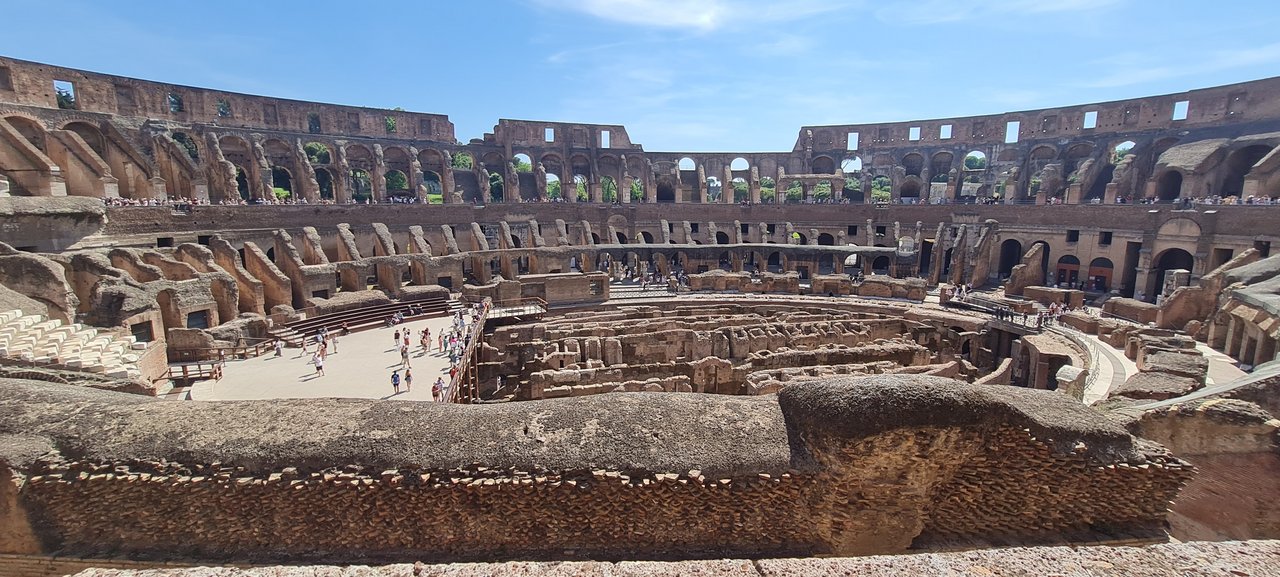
[[0, 376, 1191, 564]]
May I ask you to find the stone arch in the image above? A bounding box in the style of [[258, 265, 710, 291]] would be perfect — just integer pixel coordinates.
[[817, 233, 835, 246], [812, 156, 836, 174], [5, 115, 47, 151], [349, 168, 373, 202], [385, 169, 410, 196], [602, 175, 620, 202], [1055, 255, 1081, 287], [63, 121, 107, 158], [901, 153, 924, 177], [963, 150, 987, 170], [899, 180, 922, 201], [422, 171, 442, 202], [418, 148, 444, 172], [513, 153, 532, 169], [234, 166, 250, 201], [1156, 169, 1184, 202], [730, 157, 749, 171], [998, 238, 1022, 278], [656, 174, 677, 203], [1157, 217, 1202, 238], [872, 255, 891, 272], [304, 141, 332, 165], [1154, 248, 1195, 295], [767, 251, 783, 273], [315, 167, 335, 200], [930, 152, 954, 181], [1221, 144, 1274, 198], [481, 151, 504, 169], [715, 231, 730, 244], [270, 166, 293, 200], [1088, 257, 1114, 292]]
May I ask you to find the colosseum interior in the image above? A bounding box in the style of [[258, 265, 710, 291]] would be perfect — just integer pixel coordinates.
[[0, 55, 1278, 575]]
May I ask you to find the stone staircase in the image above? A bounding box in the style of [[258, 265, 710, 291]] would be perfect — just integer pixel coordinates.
[[0, 309, 146, 380]]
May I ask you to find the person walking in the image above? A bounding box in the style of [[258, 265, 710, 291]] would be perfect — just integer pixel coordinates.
[[311, 352, 325, 377], [400, 345, 411, 368], [404, 368, 413, 392], [433, 376, 444, 402], [393, 329, 401, 348], [274, 339, 283, 357], [391, 370, 401, 395]]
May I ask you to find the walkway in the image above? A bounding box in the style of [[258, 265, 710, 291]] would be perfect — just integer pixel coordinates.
[[189, 314, 458, 402], [1052, 325, 1138, 405]]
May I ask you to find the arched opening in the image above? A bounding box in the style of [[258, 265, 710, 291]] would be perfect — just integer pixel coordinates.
[[385, 169, 410, 196], [315, 168, 335, 200], [767, 251, 782, 273], [1221, 144, 1273, 198], [64, 122, 107, 158], [1154, 248, 1195, 298], [705, 176, 721, 202], [350, 169, 372, 203], [814, 180, 833, 202], [545, 173, 562, 200], [1055, 255, 1081, 288], [899, 180, 921, 202], [640, 231, 654, 244], [731, 177, 748, 202], [304, 142, 331, 165], [812, 156, 835, 174], [1156, 170, 1183, 202], [513, 153, 532, 170], [235, 167, 250, 201], [270, 167, 293, 201], [615, 231, 627, 244], [794, 232, 808, 245], [423, 171, 442, 203], [872, 255, 891, 273], [715, 231, 730, 244], [902, 153, 924, 178], [818, 253, 835, 275], [488, 172, 505, 202], [730, 157, 749, 171], [718, 251, 732, 271], [452, 151, 474, 169], [1088, 257, 1114, 292], [841, 157, 863, 173], [963, 151, 987, 171], [573, 174, 589, 202], [6, 116, 46, 151], [1086, 164, 1115, 201], [817, 233, 835, 246], [998, 239, 1023, 278], [510, 235, 522, 249], [656, 175, 677, 203], [1112, 141, 1136, 164], [930, 152, 954, 181], [602, 175, 619, 202]]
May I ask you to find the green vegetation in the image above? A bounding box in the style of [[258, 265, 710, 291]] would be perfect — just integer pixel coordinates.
[[1112, 143, 1134, 164], [272, 187, 290, 201], [870, 175, 892, 202], [602, 178, 618, 203], [547, 179, 562, 200], [813, 181, 832, 201], [385, 170, 408, 191], [173, 133, 199, 161], [964, 154, 987, 170], [384, 116, 397, 133], [575, 176, 588, 202], [427, 193, 443, 204], [785, 180, 803, 202], [489, 173, 504, 201], [760, 177, 776, 202], [55, 87, 76, 110], [452, 153, 473, 169], [304, 142, 330, 164], [631, 179, 643, 201], [514, 158, 532, 172], [733, 179, 749, 202]]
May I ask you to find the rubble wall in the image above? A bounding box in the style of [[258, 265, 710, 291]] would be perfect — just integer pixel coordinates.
[[0, 376, 1190, 564]]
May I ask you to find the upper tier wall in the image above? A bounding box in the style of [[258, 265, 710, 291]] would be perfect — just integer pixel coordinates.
[[0, 56, 455, 142]]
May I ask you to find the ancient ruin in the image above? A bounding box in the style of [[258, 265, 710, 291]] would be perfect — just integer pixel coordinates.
[[0, 56, 1279, 574]]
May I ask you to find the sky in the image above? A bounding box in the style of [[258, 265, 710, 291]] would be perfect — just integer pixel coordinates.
[[3, 0, 1278, 152]]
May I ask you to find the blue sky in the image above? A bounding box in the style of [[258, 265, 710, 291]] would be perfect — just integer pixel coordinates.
[[3, 0, 1278, 152]]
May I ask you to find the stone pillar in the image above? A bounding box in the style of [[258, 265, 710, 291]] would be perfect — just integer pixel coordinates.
[[724, 165, 735, 204]]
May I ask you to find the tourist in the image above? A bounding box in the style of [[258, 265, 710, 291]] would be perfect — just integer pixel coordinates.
[[433, 376, 445, 401], [391, 370, 401, 394], [341, 322, 350, 336], [404, 368, 413, 392], [312, 352, 325, 377], [393, 329, 401, 347], [400, 345, 411, 368], [274, 339, 283, 357]]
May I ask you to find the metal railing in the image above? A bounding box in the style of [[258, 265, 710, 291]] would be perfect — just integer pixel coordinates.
[[446, 299, 493, 403]]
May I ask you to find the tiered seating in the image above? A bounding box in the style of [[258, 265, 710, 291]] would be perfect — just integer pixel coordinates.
[[0, 309, 146, 380], [275, 295, 451, 344]]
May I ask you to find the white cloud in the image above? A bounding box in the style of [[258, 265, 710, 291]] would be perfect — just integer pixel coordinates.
[[876, 0, 1122, 25], [534, 0, 848, 31]]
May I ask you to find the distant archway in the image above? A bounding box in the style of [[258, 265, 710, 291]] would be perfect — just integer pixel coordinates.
[[270, 166, 293, 200], [998, 239, 1023, 278], [817, 233, 835, 246], [1221, 144, 1273, 197], [715, 231, 730, 244], [1088, 257, 1114, 292], [656, 175, 677, 203], [315, 168, 335, 200], [1156, 170, 1183, 202], [1154, 248, 1195, 297]]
